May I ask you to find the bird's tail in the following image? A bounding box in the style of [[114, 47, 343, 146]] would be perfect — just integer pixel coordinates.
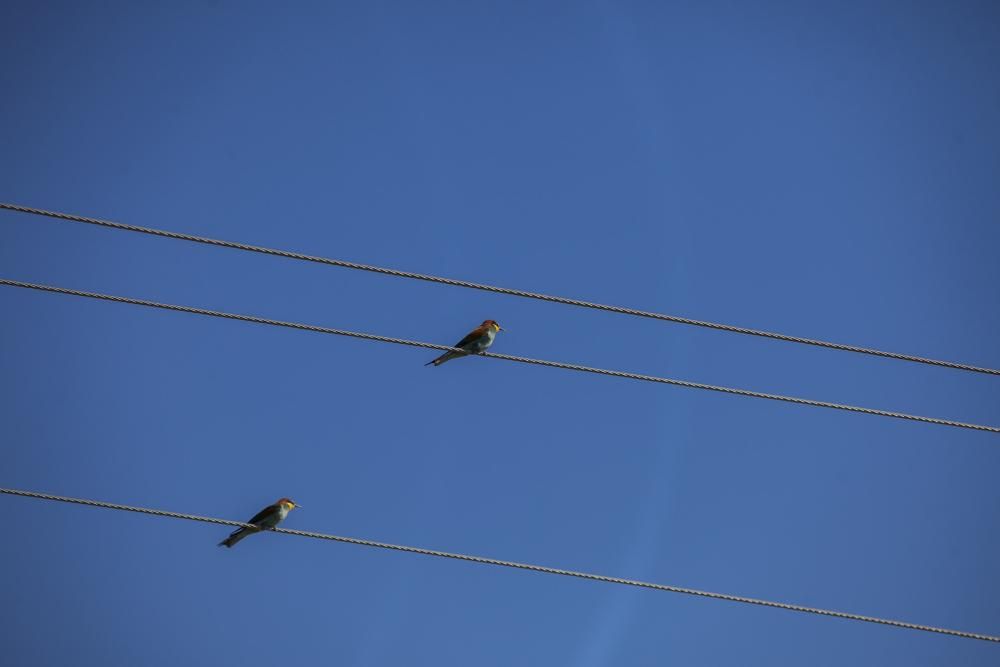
[[425, 351, 462, 367], [218, 527, 257, 548]]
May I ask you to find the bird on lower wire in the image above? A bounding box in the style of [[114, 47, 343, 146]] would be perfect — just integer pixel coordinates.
[[425, 319, 503, 366], [218, 498, 300, 548]]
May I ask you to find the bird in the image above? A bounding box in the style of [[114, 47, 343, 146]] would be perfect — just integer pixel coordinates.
[[218, 498, 300, 548], [425, 319, 503, 366]]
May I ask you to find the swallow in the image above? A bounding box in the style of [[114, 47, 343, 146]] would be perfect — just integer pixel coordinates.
[[218, 498, 300, 548], [425, 319, 503, 366]]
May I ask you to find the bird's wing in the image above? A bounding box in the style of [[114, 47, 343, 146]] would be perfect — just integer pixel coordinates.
[[246, 504, 278, 525], [453, 326, 487, 349]]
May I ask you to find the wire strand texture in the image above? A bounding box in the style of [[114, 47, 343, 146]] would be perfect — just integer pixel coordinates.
[[1, 278, 997, 433], [1, 487, 996, 644], [2, 202, 996, 376]]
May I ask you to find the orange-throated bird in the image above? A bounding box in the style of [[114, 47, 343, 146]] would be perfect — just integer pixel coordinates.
[[218, 498, 300, 548], [425, 320, 503, 367]]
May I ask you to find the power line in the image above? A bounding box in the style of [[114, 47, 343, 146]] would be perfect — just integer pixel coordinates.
[[3, 201, 996, 377], [2, 278, 997, 433], [2, 487, 996, 644]]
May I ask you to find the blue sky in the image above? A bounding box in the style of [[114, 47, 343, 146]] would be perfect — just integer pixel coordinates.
[[1, 1, 998, 664]]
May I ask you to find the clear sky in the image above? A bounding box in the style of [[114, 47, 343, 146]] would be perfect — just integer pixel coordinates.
[[1, 1, 998, 665]]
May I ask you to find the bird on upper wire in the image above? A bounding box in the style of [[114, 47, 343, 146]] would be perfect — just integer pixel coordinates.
[[425, 319, 504, 367], [218, 498, 300, 548]]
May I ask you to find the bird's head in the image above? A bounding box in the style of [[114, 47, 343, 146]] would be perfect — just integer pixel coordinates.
[[277, 498, 300, 511], [482, 320, 503, 332]]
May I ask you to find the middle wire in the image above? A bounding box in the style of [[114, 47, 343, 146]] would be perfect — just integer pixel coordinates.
[[1, 278, 997, 434]]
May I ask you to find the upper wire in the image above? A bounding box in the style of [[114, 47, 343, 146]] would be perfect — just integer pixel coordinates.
[[2, 202, 996, 376]]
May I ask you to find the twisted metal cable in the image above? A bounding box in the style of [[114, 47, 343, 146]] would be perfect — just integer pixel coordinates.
[[2, 487, 997, 643], [2, 201, 996, 376], [2, 278, 997, 433]]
